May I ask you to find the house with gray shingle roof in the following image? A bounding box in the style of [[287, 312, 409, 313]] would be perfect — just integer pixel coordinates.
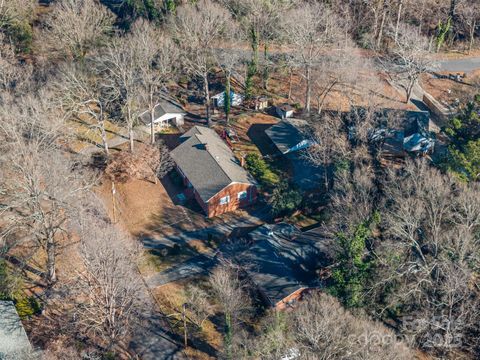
[[265, 119, 315, 155], [235, 223, 326, 309], [0, 301, 32, 359], [171, 126, 257, 217]]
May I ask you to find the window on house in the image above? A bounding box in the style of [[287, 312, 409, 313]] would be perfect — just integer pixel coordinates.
[[219, 195, 230, 205], [237, 191, 247, 200]]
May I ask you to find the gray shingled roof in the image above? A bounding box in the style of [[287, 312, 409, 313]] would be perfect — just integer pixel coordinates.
[[237, 224, 324, 306], [0, 301, 32, 358], [139, 99, 185, 125], [265, 119, 311, 154], [171, 126, 255, 203]]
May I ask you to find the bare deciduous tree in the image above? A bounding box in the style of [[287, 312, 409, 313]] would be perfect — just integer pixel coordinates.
[[305, 113, 350, 191], [173, 0, 231, 126], [382, 23, 436, 103], [55, 63, 110, 155], [43, 0, 114, 60], [458, 0, 480, 53], [0, 95, 91, 285], [209, 262, 251, 360], [75, 216, 143, 351], [373, 160, 480, 356], [280, 2, 344, 113], [99, 35, 143, 152], [215, 46, 244, 124], [131, 20, 179, 145], [312, 46, 364, 115]]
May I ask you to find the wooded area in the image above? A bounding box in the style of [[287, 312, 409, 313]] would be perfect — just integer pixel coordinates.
[[0, 0, 479, 359]]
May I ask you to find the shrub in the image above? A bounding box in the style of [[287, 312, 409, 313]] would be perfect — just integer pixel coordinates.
[[5, 19, 33, 53], [0, 259, 22, 300], [245, 153, 279, 187], [269, 180, 302, 216], [15, 295, 42, 319]]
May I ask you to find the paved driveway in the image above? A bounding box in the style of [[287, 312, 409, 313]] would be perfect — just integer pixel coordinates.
[[438, 57, 480, 73], [146, 254, 217, 287]]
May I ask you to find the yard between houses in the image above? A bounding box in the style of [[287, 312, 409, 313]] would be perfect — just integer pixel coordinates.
[[420, 69, 480, 106], [152, 277, 223, 360], [67, 113, 124, 153]]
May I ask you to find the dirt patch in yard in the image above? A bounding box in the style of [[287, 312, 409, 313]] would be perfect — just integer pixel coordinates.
[[420, 71, 480, 106], [265, 68, 416, 113], [95, 177, 185, 238]]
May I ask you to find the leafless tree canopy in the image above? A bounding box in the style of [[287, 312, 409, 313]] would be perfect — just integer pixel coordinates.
[[75, 216, 143, 350], [381, 23, 437, 103], [173, 0, 232, 125], [43, 0, 114, 59], [280, 2, 344, 112], [248, 292, 414, 360]]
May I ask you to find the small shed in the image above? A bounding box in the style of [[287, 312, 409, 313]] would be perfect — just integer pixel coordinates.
[[275, 103, 294, 119], [253, 96, 269, 110], [0, 301, 32, 358]]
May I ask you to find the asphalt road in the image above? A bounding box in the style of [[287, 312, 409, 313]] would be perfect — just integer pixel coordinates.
[[437, 57, 480, 73]]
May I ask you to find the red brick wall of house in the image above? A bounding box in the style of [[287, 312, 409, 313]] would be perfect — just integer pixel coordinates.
[[206, 183, 257, 218], [176, 165, 257, 218]]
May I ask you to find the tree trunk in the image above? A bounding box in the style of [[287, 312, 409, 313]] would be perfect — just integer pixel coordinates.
[[377, 1, 387, 49], [469, 22, 476, 54], [323, 158, 329, 193], [288, 68, 293, 100], [406, 78, 415, 103], [263, 42, 269, 90], [150, 107, 155, 145], [128, 107, 134, 152], [100, 120, 109, 156], [394, 0, 403, 43], [250, 25, 259, 74], [46, 235, 56, 285], [129, 127, 134, 153], [225, 74, 231, 125], [204, 73, 211, 126], [305, 65, 311, 113]]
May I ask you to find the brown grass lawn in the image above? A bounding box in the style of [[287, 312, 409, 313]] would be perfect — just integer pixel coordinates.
[[95, 176, 182, 238]]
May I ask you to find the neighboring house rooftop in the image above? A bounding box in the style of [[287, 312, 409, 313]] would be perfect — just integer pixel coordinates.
[[0, 301, 32, 358], [171, 126, 255, 203], [237, 223, 325, 307], [265, 119, 314, 154], [139, 98, 185, 125]]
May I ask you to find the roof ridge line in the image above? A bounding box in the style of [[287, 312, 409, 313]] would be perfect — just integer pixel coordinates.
[[193, 131, 236, 185]]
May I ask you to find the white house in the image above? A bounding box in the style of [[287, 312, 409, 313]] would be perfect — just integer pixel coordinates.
[[139, 99, 186, 129], [212, 91, 244, 108]]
